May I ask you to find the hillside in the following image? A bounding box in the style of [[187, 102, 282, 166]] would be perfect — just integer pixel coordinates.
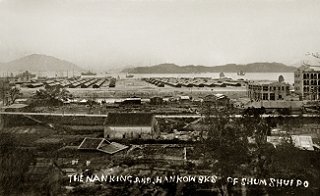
[[0, 54, 83, 72], [122, 62, 296, 73]]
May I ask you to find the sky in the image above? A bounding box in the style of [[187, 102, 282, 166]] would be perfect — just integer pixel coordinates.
[[0, 0, 320, 70]]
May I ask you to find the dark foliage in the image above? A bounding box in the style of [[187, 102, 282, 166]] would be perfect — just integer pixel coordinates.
[[0, 131, 35, 195]]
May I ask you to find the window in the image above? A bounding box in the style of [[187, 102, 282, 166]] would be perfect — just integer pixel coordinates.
[[107, 135, 109, 138], [123, 134, 125, 139], [139, 134, 141, 139], [270, 93, 275, 100], [262, 93, 268, 100], [281, 86, 284, 91], [263, 86, 268, 91]]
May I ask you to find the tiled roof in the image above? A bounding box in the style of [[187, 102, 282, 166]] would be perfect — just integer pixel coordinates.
[[249, 80, 279, 85], [78, 138, 104, 149], [291, 135, 314, 151], [99, 142, 128, 154], [35, 138, 63, 143], [203, 94, 228, 100], [78, 137, 128, 154], [104, 113, 155, 126]]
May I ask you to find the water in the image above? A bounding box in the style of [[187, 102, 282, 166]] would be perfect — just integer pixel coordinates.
[[116, 72, 295, 85]]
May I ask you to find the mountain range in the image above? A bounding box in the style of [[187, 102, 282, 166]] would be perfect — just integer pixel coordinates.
[[0, 54, 298, 74], [122, 63, 297, 73], [0, 54, 83, 72]]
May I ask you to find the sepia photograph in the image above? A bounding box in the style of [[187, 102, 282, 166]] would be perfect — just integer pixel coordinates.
[[0, 0, 320, 195]]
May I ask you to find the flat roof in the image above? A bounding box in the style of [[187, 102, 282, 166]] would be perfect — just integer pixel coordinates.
[[306, 66, 320, 71]]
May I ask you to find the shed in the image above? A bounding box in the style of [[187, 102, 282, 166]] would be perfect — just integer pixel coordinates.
[[203, 94, 230, 106], [179, 96, 191, 104], [121, 97, 141, 105], [104, 113, 159, 139], [150, 96, 163, 105]]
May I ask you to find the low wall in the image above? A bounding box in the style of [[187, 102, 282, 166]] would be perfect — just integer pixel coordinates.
[[2, 114, 106, 127]]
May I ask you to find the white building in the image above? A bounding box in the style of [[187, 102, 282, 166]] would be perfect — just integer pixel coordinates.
[[104, 113, 160, 139], [294, 65, 320, 100]]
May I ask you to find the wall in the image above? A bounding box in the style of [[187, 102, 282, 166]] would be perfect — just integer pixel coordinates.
[[2, 114, 106, 127], [104, 126, 153, 139]]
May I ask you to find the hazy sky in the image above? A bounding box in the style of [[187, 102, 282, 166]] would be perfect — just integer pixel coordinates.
[[0, 0, 320, 70]]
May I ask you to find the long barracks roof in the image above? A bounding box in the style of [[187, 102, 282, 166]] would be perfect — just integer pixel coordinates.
[[104, 113, 155, 126], [248, 80, 289, 85]]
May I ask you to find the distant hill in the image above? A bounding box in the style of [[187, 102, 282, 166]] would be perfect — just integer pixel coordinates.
[[122, 63, 296, 73], [0, 54, 83, 72]]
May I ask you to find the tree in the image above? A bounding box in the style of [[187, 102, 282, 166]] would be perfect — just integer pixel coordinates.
[[0, 79, 10, 106], [196, 103, 251, 195], [197, 105, 275, 195], [238, 107, 275, 196], [87, 93, 98, 114], [0, 130, 35, 195], [34, 85, 71, 107], [306, 52, 320, 63], [267, 141, 320, 195], [6, 87, 22, 105]]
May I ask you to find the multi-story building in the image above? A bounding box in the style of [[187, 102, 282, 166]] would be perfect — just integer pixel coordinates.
[[247, 78, 290, 101], [294, 65, 320, 100]]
